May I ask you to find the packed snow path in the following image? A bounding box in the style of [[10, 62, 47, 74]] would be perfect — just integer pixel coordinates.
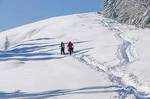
[[0, 12, 150, 99], [73, 18, 149, 99]]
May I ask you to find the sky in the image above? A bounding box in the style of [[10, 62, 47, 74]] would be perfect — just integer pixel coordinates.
[[0, 0, 103, 32]]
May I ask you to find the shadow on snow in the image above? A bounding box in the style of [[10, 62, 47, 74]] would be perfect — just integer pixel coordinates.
[[0, 85, 148, 99], [0, 38, 91, 61], [0, 85, 122, 99]]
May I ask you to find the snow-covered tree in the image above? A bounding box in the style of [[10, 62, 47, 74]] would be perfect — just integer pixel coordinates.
[[103, 0, 150, 28]]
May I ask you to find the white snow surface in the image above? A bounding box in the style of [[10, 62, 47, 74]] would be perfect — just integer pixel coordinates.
[[0, 12, 150, 99]]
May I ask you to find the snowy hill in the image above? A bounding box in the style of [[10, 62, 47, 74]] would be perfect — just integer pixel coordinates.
[[0, 12, 150, 99]]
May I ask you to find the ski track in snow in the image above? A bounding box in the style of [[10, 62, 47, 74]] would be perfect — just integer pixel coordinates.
[[73, 18, 150, 99]]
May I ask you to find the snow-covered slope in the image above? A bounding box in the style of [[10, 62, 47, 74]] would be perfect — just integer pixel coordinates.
[[0, 12, 150, 99]]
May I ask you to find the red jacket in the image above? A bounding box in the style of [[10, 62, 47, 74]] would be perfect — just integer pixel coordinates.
[[67, 42, 73, 49]]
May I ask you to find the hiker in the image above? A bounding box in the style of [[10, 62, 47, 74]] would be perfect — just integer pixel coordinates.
[[67, 41, 74, 56], [60, 42, 65, 55]]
